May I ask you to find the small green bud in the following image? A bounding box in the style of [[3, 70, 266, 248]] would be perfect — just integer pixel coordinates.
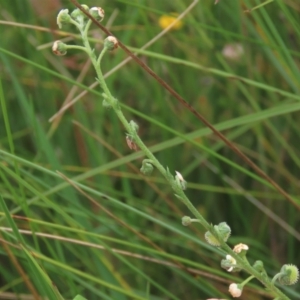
[[80, 5, 89, 10], [71, 5, 89, 21], [52, 40, 67, 56], [272, 264, 299, 286], [89, 7, 105, 22], [140, 160, 154, 176], [216, 222, 231, 242], [182, 216, 191, 226], [204, 222, 231, 247], [57, 9, 71, 29], [181, 216, 200, 226], [102, 99, 112, 109], [104, 36, 119, 51], [253, 260, 264, 272], [253, 261, 268, 280]]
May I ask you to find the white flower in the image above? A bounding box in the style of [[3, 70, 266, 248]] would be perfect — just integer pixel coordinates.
[[226, 255, 236, 264], [226, 255, 236, 272], [228, 283, 242, 298], [222, 43, 244, 61], [175, 171, 184, 181], [233, 243, 249, 253], [175, 171, 187, 190]]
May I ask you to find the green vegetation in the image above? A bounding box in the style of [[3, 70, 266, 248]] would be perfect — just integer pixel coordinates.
[[0, 0, 299, 299]]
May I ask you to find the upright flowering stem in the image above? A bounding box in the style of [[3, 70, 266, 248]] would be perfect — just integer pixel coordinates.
[[85, 39, 169, 180], [52, 7, 294, 300], [91, 41, 291, 300], [81, 31, 215, 235]]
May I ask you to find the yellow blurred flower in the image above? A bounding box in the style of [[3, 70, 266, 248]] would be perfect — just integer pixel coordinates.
[[158, 14, 183, 30]]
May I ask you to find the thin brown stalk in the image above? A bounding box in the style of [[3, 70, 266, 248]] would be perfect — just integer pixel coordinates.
[[69, 0, 299, 209], [0, 235, 41, 300]]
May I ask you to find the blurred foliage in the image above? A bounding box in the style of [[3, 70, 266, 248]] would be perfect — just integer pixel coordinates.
[[0, 0, 299, 299]]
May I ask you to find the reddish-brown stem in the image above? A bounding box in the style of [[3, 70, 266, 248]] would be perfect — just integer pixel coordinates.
[[69, 0, 299, 209]]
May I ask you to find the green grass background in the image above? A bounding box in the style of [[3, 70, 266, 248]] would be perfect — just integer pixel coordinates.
[[0, 0, 299, 299]]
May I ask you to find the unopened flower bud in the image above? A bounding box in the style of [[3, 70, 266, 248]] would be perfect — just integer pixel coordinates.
[[253, 260, 264, 272], [104, 36, 118, 51], [89, 7, 105, 22], [57, 9, 71, 29], [52, 40, 67, 56], [140, 163, 153, 176], [221, 255, 242, 272], [205, 222, 231, 246], [233, 243, 249, 254], [182, 216, 192, 226], [80, 5, 89, 11], [126, 135, 138, 151], [217, 222, 231, 241], [175, 171, 187, 190], [71, 5, 89, 21], [272, 264, 299, 285], [181, 216, 200, 226], [228, 283, 242, 298]]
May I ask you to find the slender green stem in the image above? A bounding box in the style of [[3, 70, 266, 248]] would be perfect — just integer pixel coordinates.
[[242, 275, 255, 286], [70, 20, 291, 300], [69, 18, 80, 29], [65, 45, 89, 55], [83, 19, 92, 37]]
